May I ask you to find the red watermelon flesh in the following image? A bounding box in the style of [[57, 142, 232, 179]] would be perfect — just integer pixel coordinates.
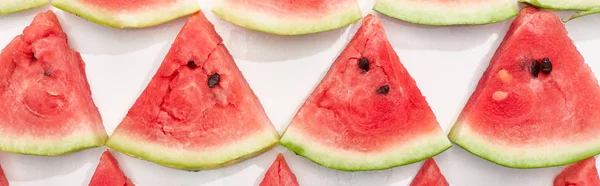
[[554, 157, 600, 186], [410, 158, 449, 186], [449, 6, 600, 168], [89, 150, 134, 186], [0, 10, 107, 156], [259, 154, 299, 186], [279, 14, 452, 171], [0, 164, 7, 186], [106, 10, 279, 170]]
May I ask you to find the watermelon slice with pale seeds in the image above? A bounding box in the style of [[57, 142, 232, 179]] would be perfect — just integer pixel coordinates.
[[0, 164, 7, 186], [373, 0, 518, 25], [259, 154, 299, 186], [52, 0, 200, 28], [410, 158, 449, 186], [89, 150, 135, 186], [212, 0, 362, 35], [0, 0, 49, 14], [280, 14, 452, 171], [106, 10, 280, 170], [449, 6, 600, 168], [0, 10, 107, 156]]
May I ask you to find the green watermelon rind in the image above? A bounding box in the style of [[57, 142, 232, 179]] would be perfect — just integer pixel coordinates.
[[280, 129, 452, 171], [566, 7, 600, 21], [211, 1, 363, 35], [0, 131, 107, 156], [449, 122, 600, 168], [0, 0, 49, 15], [373, 0, 518, 26], [51, 0, 200, 28], [519, 0, 600, 11], [106, 129, 280, 170]]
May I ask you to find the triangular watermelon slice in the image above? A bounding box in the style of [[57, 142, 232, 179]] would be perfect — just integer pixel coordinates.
[[259, 154, 299, 186], [554, 157, 600, 186], [0, 10, 108, 156], [106, 10, 280, 170], [449, 6, 600, 168], [89, 150, 135, 186], [279, 14, 452, 171], [0, 164, 7, 186], [52, 0, 200, 28], [0, 0, 49, 14], [410, 158, 449, 186], [212, 0, 362, 35], [373, 0, 517, 25]]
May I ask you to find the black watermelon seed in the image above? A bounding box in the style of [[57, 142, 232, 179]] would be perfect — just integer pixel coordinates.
[[377, 85, 390, 95], [541, 58, 552, 74], [358, 57, 369, 72], [531, 60, 541, 78], [208, 73, 220, 88], [187, 61, 198, 69], [43, 71, 51, 77]]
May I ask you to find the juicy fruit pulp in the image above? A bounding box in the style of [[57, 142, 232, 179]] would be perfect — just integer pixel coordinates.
[[554, 157, 600, 186], [0, 0, 49, 14], [51, 0, 200, 28], [106, 10, 279, 170], [449, 7, 600, 168], [212, 0, 362, 35], [0, 164, 6, 186], [373, 0, 517, 25], [410, 158, 449, 186], [0, 10, 107, 156], [280, 14, 452, 171], [259, 154, 299, 186], [89, 150, 135, 186]]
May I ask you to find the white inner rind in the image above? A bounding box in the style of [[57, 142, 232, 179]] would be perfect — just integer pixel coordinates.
[[51, 0, 200, 28], [449, 122, 600, 168], [0, 0, 49, 14], [373, 0, 517, 25], [106, 127, 279, 170], [280, 126, 452, 171], [211, 1, 362, 35]]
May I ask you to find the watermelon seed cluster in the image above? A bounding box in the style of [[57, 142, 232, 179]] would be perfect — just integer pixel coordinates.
[[531, 58, 553, 77]]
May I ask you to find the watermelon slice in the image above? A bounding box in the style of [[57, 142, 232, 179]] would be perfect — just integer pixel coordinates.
[[410, 158, 449, 186], [554, 157, 600, 186], [89, 150, 135, 186], [105, 10, 280, 170], [0, 0, 49, 14], [373, 0, 518, 25], [212, 0, 362, 35], [279, 14, 452, 171], [0, 11, 108, 156], [51, 0, 200, 28], [519, 0, 600, 10], [449, 6, 600, 168], [0, 164, 7, 186], [259, 154, 299, 186]]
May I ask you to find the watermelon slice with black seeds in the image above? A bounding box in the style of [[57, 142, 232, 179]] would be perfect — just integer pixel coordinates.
[[554, 157, 600, 186], [259, 154, 299, 186], [449, 6, 600, 168], [52, 0, 200, 28], [212, 0, 362, 35], [0, 0, 49, 14], [279, 14, 452, 171], [106, 10, 279, 170], [0, 10, 108, 156], [410, 158, 449, 186], [89, 150, 135, 186]]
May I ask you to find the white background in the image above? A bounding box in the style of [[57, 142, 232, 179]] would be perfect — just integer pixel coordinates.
[[1, 0, 600, 186]]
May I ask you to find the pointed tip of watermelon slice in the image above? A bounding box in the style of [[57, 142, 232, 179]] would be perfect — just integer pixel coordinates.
[[410, 158, 449, 186], [259, 153, 299, 186], [0, 164, 7, 186], [0, 0, 49, 15], [89, 150, 135, 186], [554, 157, 600, 186]]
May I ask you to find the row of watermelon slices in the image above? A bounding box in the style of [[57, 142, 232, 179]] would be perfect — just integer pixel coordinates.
[[2, 2, 600, 184], [1, 0, 599, 32]]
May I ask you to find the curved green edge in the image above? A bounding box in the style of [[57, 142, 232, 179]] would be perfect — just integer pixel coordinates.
[[519, 0, 600, 11], [373, 0, 517, 26], [0, 133, 107, 156], [448, 125, 600, 169], [211, 4, 362, 35], [51, 0, 200, 28], [566, 7, 600, 21], [106, 135, 279, 171], [0, 0, 49, 15], [280, 133, 452, 171]]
